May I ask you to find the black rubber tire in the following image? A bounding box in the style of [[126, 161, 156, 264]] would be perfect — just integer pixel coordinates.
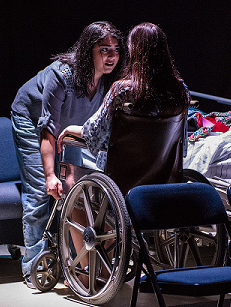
[[183, 168, 211, 185]]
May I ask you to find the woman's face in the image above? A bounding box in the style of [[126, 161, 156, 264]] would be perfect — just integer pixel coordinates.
[[92, 35, 120, 79]]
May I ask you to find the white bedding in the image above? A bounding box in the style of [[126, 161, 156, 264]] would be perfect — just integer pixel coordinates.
[[183, 130, 231, 182]]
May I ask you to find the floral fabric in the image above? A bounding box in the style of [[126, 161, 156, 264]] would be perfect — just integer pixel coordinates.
[[189, 111, 231, 142]]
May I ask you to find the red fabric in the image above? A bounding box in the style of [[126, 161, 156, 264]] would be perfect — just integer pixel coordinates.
[[212, 122, 229, 132], [197, 112, 229, 132], [204, 116, 216, 124]]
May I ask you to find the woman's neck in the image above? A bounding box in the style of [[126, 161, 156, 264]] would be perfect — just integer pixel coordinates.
[[88, 79, 99, 101], [88, 73, 104, 101]]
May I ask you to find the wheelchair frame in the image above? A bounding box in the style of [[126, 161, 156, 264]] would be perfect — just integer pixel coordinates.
[[30, 135, 229, 305]]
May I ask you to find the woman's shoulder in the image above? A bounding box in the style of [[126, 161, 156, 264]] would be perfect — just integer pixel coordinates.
[[111, 80, 136, 112], [108, 79, 131, 99], [112, 79, 131, 90], [50, 61, 75, 93]]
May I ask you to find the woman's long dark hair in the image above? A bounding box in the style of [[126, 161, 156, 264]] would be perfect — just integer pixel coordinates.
[[52, 21, 126, 97], [109, 22, 189, 117]]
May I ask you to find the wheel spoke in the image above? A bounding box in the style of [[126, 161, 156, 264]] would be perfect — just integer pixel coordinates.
[[105, 240, 117, 254], [179, 242, 190, 267], [41, 258, 48, 270], [188, 236, 203, 266], [70, 246, 88, 270], [81, 184, 94, 227], [190, 229, 217, 243], [94, 194, 109, 230], [159, 235, 175, 247], [40, 272, 48, 286], [48, 274, 56, 283], [89, 250, 97, 294], [96, 230, 117, 242], [96, 245, 113, 274], [66, 217, 85, 234]]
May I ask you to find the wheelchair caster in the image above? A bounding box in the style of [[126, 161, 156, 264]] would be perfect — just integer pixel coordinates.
[[30, 251, 61, 291], [7, 244, 21, 260]]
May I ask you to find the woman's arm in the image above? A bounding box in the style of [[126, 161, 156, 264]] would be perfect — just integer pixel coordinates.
[[57, 125, 83, 153], [81, 89, 115, 157], [40, 128, 63, 199]]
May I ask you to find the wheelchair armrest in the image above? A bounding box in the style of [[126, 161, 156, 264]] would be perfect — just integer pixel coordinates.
[[62, 135, 88, 149]]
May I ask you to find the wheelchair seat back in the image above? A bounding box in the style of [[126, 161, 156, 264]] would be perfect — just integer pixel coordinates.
[[105, 111, 185, 195]]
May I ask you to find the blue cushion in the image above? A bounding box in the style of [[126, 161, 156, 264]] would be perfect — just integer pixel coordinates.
[[156, 266, 231, 296], [0, 117, 20, 182], [0, 181, 22, 220], [157, 266, 231, 284], [125, 182, 227, 230]]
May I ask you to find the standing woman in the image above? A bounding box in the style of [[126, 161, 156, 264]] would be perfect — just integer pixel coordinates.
[[11, 21, 125, 287]]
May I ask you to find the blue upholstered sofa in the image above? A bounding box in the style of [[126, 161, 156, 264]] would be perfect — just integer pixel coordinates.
[[0, 117, 24, 258]]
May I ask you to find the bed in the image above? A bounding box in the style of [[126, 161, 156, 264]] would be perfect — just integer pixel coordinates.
[[184, 91, 231, 216]]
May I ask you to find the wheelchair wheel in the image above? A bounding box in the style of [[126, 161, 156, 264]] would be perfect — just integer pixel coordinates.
[[154, 169, 227, 268], [30, 251, 61, 291], [59, 172, 131, 305]]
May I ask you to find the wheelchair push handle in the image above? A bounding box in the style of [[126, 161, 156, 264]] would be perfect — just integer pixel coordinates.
[[61, 134, 88, 149]]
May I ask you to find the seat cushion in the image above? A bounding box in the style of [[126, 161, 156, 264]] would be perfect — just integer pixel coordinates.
[[0, 181, 22, 220], [157, 266, 231, 296]]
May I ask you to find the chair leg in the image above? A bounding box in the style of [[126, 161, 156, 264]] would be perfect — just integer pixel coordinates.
[[217, 294, 225, 307], [130, 251, 142, 307], [140, 245, 167, 307], [147, 267, 166, 307], [130, 246, 167, 307]]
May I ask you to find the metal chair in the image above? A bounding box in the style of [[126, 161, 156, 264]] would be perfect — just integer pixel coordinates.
[[125, 182, 231, 307]]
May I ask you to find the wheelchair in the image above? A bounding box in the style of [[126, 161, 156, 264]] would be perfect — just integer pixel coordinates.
[[30, 111, 228, 305], [31, 138, 131, 304]]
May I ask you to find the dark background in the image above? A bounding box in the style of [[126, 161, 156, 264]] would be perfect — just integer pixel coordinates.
[[1, 1, 231, 118]]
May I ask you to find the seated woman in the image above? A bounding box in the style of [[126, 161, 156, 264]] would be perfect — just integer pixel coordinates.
[[57, 22, 190, 287], [58, 22, 190, 169]]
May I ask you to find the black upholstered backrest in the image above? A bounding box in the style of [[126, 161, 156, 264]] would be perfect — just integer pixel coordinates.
[[105, 111, 185, 195], [125, 182, 228, 231]]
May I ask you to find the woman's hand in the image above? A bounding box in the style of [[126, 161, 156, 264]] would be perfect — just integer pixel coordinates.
[[57, 125, 83, 153], [40, 128, 63, 199], [46, 174, 63, 199]]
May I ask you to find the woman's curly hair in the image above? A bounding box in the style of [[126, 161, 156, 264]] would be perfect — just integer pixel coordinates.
[[52, 21, 126, 97]]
